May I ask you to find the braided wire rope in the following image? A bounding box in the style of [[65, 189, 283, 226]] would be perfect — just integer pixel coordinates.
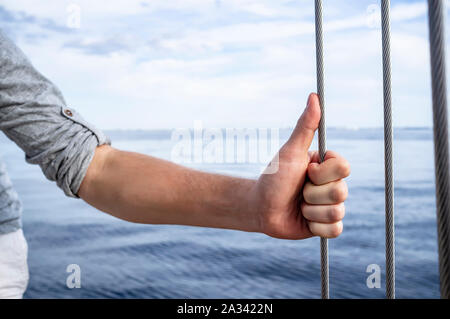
[[427, 0, 450, 299], [314, 0, 329, 299], [381, 0, 395, 299]]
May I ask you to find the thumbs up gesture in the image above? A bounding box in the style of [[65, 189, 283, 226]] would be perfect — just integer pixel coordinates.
[[251, 93, 350, 240]]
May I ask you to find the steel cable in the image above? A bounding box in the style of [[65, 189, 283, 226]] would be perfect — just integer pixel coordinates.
[[314, 0, 329, 299], [381, 0, 395, 299], [427, 0, 450, 299]]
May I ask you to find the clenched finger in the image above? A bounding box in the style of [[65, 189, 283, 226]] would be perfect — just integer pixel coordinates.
[[303, 180, 348, 205], [307, 221, 343, 238], [301, 202, 345, 223], [308, 152, 350, 185]]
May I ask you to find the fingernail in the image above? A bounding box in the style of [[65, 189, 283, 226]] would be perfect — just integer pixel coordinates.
[[305, 94, 313, 112]]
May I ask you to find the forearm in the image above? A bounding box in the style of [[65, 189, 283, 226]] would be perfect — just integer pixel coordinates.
[[78, 146, 261, 233]]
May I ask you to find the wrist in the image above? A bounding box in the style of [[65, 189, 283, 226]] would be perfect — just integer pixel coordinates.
[[236, 179, 262, 234]]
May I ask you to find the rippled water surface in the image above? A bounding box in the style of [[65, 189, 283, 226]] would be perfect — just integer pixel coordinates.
[[0, 128, 440, 298]]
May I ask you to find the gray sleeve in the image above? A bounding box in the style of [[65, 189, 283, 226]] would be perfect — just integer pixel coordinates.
[[0, 30, 111, 198]]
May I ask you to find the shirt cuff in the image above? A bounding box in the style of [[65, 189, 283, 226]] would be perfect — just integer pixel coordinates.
[[60, 106, 111, 198], [26, 106, 111, 198]]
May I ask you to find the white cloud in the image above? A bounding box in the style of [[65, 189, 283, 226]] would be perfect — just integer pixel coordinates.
[[0, 0, 442, 129], [391, 2, 428, 21]]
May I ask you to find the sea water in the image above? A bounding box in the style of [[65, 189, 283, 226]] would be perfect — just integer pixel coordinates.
[[0, 127, 440, 298]]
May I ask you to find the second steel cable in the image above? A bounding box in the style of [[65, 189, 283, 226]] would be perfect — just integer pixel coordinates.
[[314, 0, 329, 299], [381, 0, 395, 299]]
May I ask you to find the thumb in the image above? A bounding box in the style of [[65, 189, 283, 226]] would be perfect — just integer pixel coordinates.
[[286, 93, 321, 153]]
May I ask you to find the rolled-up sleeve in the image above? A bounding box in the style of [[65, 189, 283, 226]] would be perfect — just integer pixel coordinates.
[[0, 31, 111, 198]]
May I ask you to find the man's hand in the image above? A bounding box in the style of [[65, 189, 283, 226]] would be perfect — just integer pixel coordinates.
[[79, 93, 349, 240], [250, 93, 350, 239]]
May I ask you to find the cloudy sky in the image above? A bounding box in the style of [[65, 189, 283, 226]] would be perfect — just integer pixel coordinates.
[[0, 0, 448, 129]]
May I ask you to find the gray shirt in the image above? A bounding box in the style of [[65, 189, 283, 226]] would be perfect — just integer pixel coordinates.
[[0, 30, 111, 235]]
